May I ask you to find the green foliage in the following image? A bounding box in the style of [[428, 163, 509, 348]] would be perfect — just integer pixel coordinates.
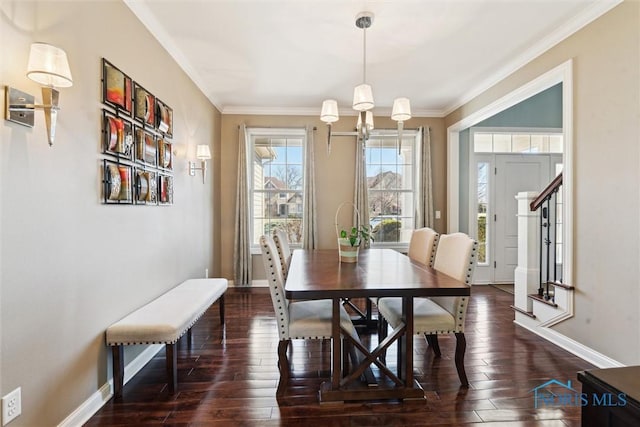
[[371, 219, 402, 242], [340, 225, 373, 247], [477, 215, 487, 263]]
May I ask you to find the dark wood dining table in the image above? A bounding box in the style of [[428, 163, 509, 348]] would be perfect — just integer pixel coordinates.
[[285, 248, 470, 403]]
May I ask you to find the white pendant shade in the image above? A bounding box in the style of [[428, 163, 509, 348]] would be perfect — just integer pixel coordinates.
[[27, 43, 73, 88], [356, 111, 374, 131], [391, 97, 412, 122], [196, 144, 211, 160], [352, 83, 374, 111], [320, 99, 339, 123]]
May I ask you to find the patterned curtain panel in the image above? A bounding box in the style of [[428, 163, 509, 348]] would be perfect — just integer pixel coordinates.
[[302, 125, 318, 249], [354, 135, 371, 248], [234, 123, 252, 286], [417, 126, 435, 228]]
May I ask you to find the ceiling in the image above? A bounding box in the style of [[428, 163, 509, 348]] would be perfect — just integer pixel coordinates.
[[124, 0, 619, 117]]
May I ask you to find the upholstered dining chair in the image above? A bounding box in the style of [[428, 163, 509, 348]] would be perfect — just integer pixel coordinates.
[[259, 235, 356, 397], [273, 228, 292, 280], [374, 227, 439, 337], [407, 227, 439, 267], [376, 232, 478, 387]]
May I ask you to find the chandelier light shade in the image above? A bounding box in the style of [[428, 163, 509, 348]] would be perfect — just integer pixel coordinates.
[[27, 42, 73, 88], [352, 83, 374, 111], [391, 97, 412, 122], [356, 110, 374, 131], [319, 11, 411, 152], [320, 99, 339, 123]]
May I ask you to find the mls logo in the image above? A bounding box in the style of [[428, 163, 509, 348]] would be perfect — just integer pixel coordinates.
[[531, 379, 628, 408], [531, 379, 580, 408]]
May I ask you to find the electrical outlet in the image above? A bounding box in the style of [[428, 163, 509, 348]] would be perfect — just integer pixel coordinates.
[[205, 268, 209, 278], [2, 387, 21, 426]]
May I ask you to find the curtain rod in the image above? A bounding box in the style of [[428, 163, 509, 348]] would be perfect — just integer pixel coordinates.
[[238, 125, 317, 130]]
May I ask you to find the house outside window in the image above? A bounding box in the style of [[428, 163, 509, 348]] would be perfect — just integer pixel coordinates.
[[249, 128, 306, 246], [366, 130, 420, 246]]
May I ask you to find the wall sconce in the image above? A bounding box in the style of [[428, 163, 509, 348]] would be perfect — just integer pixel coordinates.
[[189, 145, 211, 184], [4, 42, 73, 147]]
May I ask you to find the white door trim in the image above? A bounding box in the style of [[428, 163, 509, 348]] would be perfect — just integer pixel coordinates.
[[447, 59, 574, 286]]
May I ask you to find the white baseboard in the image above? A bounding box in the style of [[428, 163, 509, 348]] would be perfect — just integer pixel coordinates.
[[514, 319, 625, 369], [57, 382, 111, 427], [57, 344, 163, 427]]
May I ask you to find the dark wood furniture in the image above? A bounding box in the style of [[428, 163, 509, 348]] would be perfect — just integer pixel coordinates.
[[285, 248, 470, 403], [578, 366, 640, 426]]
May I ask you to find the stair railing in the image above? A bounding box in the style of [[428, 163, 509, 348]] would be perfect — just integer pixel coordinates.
[[530, 173, 563, 301]]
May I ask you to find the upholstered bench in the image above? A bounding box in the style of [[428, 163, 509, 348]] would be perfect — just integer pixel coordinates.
[[106, 278, 228, 398]]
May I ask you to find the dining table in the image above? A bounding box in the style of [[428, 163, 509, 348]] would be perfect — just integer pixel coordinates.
[[284, 248, 470, 403]]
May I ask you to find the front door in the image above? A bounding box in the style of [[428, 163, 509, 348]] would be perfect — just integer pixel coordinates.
[[473, 154, 560, 284]]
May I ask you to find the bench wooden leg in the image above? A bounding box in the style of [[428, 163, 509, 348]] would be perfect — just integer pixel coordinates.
[[166, 343, 177, 394], [219, 294, 225, 324], [112, 346, 124, 399]]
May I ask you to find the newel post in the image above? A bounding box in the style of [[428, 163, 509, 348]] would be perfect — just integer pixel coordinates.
[[514, 191, 540, 313]]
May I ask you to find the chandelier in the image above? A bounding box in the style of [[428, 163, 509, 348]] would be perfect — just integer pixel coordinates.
[[320, 12, 412, 153]]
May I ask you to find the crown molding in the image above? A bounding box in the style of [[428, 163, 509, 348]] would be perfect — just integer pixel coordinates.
[[441, 0, 623, 117], [221, 105, 445, 118]]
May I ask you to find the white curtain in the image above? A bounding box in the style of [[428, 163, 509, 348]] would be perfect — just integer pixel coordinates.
[[302, 125, 318, 249], [417, 126, 435, 228], [354, 135, 371, 248], [234, 123, 252, 286]]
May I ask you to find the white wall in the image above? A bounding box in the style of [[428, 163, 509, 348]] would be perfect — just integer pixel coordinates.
[[0, 1, 220, 425]]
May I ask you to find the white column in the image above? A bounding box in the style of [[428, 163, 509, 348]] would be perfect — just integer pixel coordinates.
[[514, 192, 540, 312]]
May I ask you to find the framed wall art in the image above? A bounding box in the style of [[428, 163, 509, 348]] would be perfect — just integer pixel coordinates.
[[102, 59, 132, 115], [158, 174, 173, 205], [103, 109, 134, 160], [133, 83, 156, 127], [134, 168, 158, 205], [157, 138, 173, 170], [102, 160, 133, 204], [134, 126, 157, 167], [156, 98, 173, 137]]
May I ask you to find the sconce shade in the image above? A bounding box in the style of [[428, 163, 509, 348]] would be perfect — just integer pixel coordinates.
[[196, 145, 211, 160], [352, 83, 374, 111], [27, 43, 73, 88], [320, 99, 339, 123], [391, 97, 412, 122]]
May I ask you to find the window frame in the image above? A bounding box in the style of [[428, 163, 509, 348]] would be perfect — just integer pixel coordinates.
[[365, 129, 421, 251], [247, 127, 307, 251]]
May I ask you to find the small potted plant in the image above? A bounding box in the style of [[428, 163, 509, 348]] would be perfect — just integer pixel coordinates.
[[338, 225, 373, 262], [335, 202, 373, 263]]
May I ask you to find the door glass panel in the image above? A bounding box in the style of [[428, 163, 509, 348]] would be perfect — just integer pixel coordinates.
[[477, 162, 489, 264]]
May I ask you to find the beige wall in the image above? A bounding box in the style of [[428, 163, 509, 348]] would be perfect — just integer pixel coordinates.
[[0, 1, 221, 425], [445, 1, 640, 365], [219, 115, 446, 280]]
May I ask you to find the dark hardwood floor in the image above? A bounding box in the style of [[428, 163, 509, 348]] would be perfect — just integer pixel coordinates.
[[86, 285, 594, 426]]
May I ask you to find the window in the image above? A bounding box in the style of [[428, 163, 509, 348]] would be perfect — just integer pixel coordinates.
[[249, 128, 306, 246], [366, 131, 419, 245], [474, 131, 563, 153], [476, 161, 489, 264]]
